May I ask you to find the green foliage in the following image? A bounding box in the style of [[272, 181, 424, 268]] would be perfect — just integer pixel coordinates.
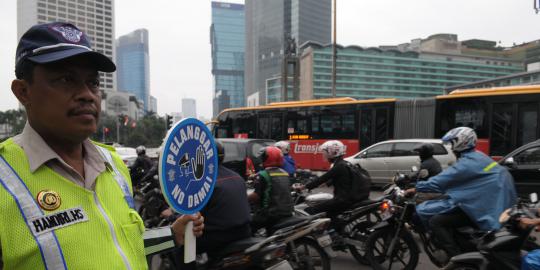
[[92, 113, 167, 148], [0, 109, 27, 140]]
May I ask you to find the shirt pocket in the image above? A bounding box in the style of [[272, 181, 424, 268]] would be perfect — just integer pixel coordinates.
[[121, 210, 147, 269]]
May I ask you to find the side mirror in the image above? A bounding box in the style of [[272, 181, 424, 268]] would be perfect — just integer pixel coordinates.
[[357, 152, 367, 159], [530, 193, 538, 204], [503, 157, 515, 167], [411, 166, 418, 172]]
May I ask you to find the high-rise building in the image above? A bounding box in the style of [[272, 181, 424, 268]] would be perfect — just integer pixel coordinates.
[[244, 0, 331, 106], [296, 42, 523, 101], [17, 0, 116, 93], [182, 98, 197, 119], [116, 29, 151, 111], [211, 2, 245, 117], [149, 96, 157, 114]]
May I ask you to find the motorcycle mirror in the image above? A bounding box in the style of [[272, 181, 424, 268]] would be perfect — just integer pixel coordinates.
[[530, 193, 538, 204], [411, 166, 418, 172], [499, 208, 511, 224]]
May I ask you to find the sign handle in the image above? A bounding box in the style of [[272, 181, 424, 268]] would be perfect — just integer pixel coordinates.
[[184, 221, 196, 263]]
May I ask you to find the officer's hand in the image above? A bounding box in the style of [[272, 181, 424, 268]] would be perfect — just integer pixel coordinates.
[[171, 213, 205, 245]]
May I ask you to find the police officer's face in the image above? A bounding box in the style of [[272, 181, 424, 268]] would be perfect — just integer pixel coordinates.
[[14, 56, 101, 143]]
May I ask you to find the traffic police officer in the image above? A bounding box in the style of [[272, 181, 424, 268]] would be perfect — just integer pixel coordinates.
[[2, 22, 203, 269]]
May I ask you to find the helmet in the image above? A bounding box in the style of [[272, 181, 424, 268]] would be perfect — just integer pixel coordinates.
[[259, 146, 284, 168], [216, 140, 225, 164], [319, 140, 345, 160], [442, 127, 477, 153], [274, 141, 291, 155], [414, 143, 434, 160], [136, 145, 146, 155]]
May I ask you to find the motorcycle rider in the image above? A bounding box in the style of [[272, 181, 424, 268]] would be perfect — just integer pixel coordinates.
[[248, 146, 294, 232], [413, 143, 442, 181], [405, 127, 517, 259], [302, 140, 370, 217], [275, 140, 296, 177], [129, 145, 154, 187], [174, 140, 252, 269]]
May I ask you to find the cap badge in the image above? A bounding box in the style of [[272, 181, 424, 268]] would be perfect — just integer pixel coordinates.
[[51, 25, 83, 43], [37, 190, 61, 211]]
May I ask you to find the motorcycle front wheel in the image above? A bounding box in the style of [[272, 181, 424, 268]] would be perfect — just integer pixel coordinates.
[[365, 227, 419, 270], [348, 213, 381, 265], [289, 237, 331, 270]]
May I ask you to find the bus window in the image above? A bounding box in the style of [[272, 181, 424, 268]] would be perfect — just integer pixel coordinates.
[[375, 108, 389, 142], [287, 110, 308, 134], [491, 103, 513, 156], [518, 103, 539, 147], [258, 115, 271, 139], [232, 111, 256, 138], [438, 99, 488, 138], [360, 109, 373, 148]]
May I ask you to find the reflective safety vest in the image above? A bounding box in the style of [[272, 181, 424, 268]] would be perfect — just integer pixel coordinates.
[[0, 139, 147, 270]]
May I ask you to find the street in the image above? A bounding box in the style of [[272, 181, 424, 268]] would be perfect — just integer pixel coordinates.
[[310, 187, 436, 270]]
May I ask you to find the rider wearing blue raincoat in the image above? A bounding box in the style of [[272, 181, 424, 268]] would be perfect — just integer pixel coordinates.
[[415, 150, 517, 231], [410, 127, 517, 259]]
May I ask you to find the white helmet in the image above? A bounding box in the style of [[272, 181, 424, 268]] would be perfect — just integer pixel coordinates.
[[274, 141, 291, 154], [136, 145, 146, 155], [319, 140, 345, 159], [442, 127, 477, 153]]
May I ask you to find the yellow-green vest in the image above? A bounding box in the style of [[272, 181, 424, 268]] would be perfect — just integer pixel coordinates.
[[0, 139, 147, 270]]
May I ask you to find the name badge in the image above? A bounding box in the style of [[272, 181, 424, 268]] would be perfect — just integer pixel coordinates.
[[28, 207, 89, 236]]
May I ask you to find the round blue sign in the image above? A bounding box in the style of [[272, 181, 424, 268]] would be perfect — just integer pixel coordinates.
[[158, 118, 218, 214]]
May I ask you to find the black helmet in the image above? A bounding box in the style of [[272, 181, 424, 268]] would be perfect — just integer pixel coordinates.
[[216, 140, 225, 164], [414, 143, 434, 160]]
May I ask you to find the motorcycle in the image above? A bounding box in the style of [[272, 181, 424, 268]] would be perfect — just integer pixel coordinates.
[[364, 174, 486, 270], [137, 169, 295, 270], [292, 185, 385, 265], [258, 214, 333, 270], [444, 194, 540, 270]]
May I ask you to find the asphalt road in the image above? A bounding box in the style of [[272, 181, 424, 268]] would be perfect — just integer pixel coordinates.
[[310, 187, 438, 270]]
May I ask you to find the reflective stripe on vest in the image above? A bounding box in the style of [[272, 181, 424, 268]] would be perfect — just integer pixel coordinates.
[[0, 156, 67, 270], [96, 146, 135, 209]]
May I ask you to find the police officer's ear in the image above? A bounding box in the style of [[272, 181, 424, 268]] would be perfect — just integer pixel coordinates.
[[11, 79, 31, 108]]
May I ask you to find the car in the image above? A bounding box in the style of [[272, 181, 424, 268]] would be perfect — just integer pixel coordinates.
[[217, 138, 276, 179], [115, 147, 138, 167], [344, 139, 456, 185], [499, 139, 540, 198]]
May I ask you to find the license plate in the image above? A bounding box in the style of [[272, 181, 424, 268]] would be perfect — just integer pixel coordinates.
[[266, 260, 293, 270], [317, 234, 332, 247]]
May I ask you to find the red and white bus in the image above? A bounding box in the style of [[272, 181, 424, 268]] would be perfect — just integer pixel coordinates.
[[213, 85, 540, 171]]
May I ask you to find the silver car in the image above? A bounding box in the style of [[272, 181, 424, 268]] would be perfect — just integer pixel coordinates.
[[344, 139, 456, 185]]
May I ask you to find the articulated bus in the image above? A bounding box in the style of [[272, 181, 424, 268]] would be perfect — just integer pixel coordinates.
[[213, 85, 540, 171]]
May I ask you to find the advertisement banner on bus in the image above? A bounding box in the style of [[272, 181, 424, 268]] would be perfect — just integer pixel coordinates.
[[288, 139, 359, 171]]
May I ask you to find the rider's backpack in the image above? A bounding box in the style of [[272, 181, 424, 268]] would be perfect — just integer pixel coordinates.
[[345, 161, 371, 201]]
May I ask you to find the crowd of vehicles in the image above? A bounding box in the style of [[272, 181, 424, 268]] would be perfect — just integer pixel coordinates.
[[212, 85, 540, 171]]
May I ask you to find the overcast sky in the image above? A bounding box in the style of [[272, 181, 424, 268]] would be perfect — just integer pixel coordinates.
[[0, 0, 538, 118]]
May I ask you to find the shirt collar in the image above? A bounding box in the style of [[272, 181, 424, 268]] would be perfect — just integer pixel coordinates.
[[16, 122, 108, 173]]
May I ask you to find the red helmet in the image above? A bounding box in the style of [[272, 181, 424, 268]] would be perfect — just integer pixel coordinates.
[[259, 146, 284, 168]]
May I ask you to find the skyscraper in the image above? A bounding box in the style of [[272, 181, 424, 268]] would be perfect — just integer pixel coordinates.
[[116, 29, 151, 112], [211, 2, 245, 117], [182, 98, 197, 119], [17, 0, 116, 93], [244, 0, 331, 105]]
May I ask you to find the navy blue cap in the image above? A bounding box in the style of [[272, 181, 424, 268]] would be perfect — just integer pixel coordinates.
[[16, 22, 116, 72]]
